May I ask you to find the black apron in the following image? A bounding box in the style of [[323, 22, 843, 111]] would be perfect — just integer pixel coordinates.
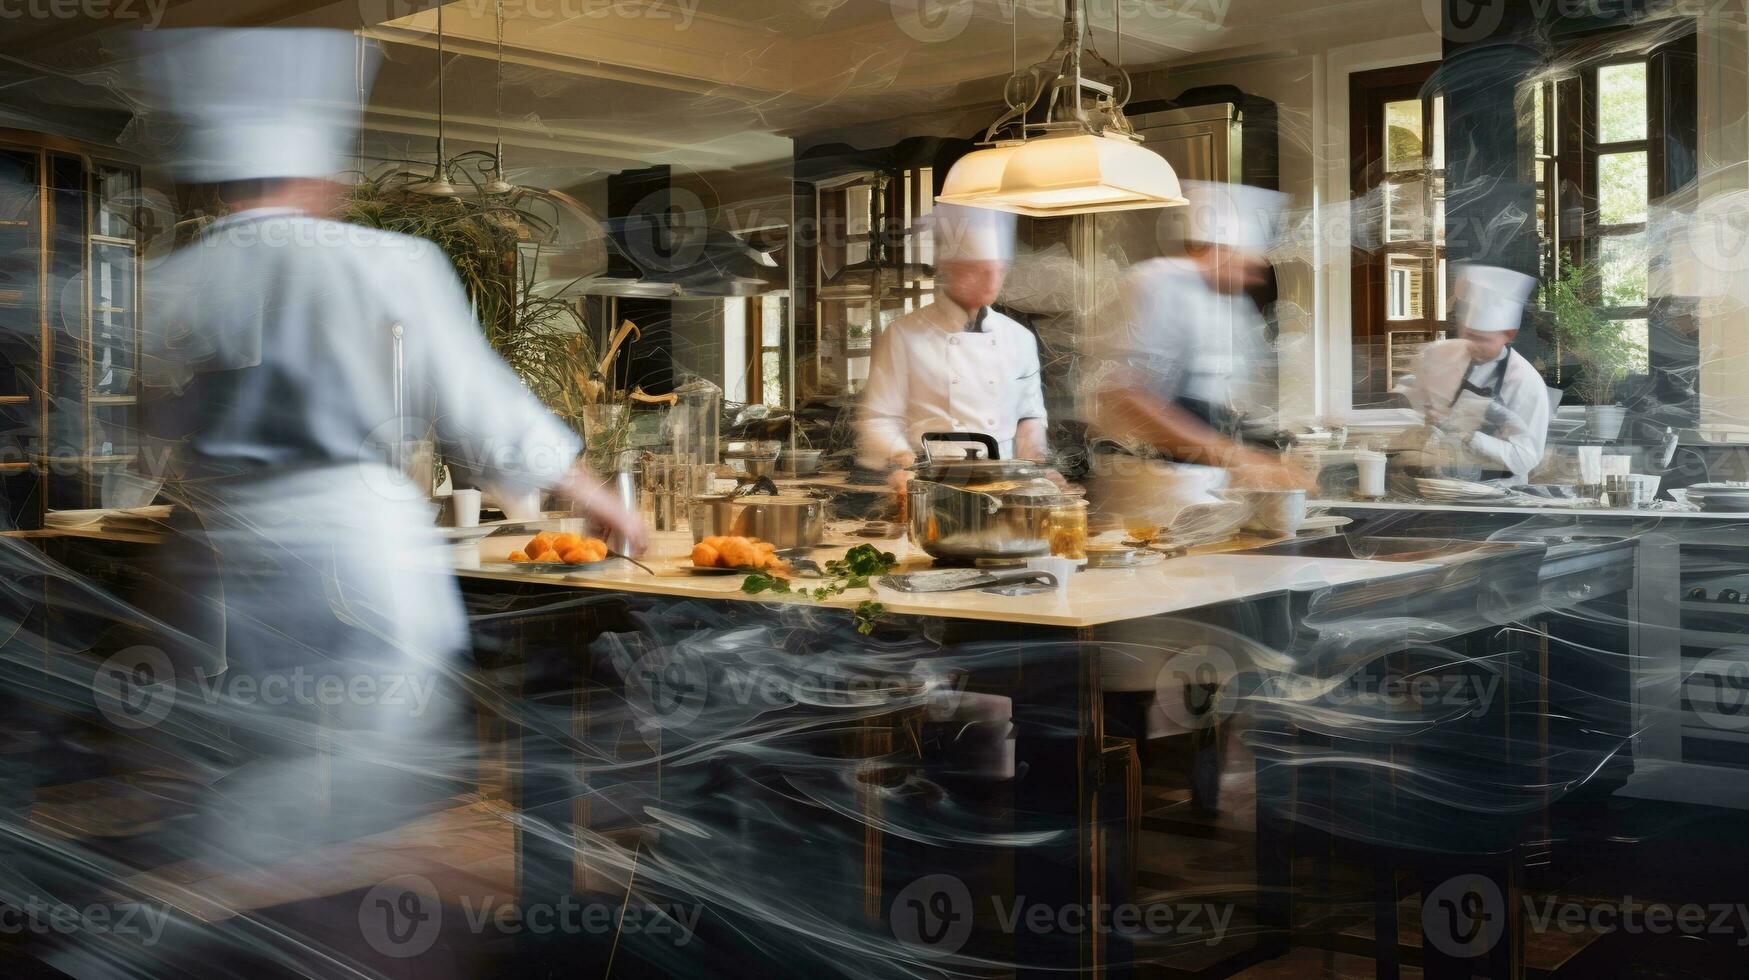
[[1445, 352, 1514, 482]]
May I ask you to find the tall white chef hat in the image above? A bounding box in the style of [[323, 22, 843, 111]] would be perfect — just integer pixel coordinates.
[[136, 29, 376, 183], [1450, 263, 1538, 333], [1174, 180, 1288, 254], [930, 204, 1017, 263]]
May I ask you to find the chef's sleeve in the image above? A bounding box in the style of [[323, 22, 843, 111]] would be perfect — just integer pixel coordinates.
[[857, 322, 911, 465], [409, 248, 582, 492], [1014, 328, 1048, 424], [1465, 369, 1550, 480]]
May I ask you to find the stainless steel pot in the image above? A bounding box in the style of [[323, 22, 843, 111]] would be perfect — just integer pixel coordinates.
[[691, 478, 827, 549], [779, 448, 823, 476], [904, 432, 1063, 560]]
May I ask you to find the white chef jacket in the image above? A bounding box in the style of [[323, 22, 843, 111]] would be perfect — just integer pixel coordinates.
[[1083, 257, 1266, 447], [858, 292, 1047, 464], [143, 208, 583, 673], [1405, 339, 1551, 482]]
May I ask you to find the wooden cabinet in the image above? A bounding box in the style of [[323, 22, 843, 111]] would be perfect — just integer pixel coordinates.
[[0, 133, 146, 528]]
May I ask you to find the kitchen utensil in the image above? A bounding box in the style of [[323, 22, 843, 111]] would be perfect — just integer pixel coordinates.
[[779, 448, 824, 476], [878, 567, 1060, 594], [691, 478, 827, 549], [672, 376, 722, 496], [1576, 446, 1604, 486], [905, 433, 1063, 561], [1217, 488, 1307, 535], [451, 489, 481, 528], [1355, 449, 1388, 498], [1023, 556, 1078, 592], [1296, 514, 1354, 534], [1689, 587, 1709, 601], [1047, 497, 1089, 559], [1687, 483, 1749, 513], [1721, 589, 1742, 603], [1084, 545, 1141, 569], [1603, 454, 1633, 479]]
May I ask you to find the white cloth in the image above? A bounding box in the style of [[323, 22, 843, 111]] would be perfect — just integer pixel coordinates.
[[1083, 257, 1266, 445], [137, 29, 373, 183], [144, 209, 583, 671], [1405, 339, 1551, 482], [1451, 264, 1538, 333], [857, 293, 1046, 464]]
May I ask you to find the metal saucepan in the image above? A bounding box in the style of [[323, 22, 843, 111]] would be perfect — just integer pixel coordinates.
[[904, 432, 1065, 561], [691, 476, 827, 549], [780, 448, 824, 476]]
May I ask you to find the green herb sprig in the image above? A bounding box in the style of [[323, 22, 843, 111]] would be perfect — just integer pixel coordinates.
[[741, 545, 898, 634]]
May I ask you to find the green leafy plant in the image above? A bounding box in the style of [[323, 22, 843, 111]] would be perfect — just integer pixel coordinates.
[[1539, 255, 1640, 406], [740, 545, 898, 634]]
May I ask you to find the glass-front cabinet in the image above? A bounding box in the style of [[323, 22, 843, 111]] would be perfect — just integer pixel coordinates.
[[0, 133, 147, 528], [811, 167, 934, 398]]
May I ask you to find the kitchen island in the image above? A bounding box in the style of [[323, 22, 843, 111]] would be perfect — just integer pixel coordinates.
[[447, 522, 1634, 978], [4, 516, 1641, 977]]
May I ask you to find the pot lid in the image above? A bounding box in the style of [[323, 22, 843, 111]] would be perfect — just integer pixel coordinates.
[[912, 456, 1044, 485]]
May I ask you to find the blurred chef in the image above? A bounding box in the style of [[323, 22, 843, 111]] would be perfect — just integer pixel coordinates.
[[1086, 181, 1310, 526], [1404, 264, 1549, 482], [132, 27, 643, 927], [858, 204, 1047, 486]]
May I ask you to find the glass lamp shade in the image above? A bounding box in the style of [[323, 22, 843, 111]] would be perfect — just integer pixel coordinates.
[[937, 133, 1187, 217]]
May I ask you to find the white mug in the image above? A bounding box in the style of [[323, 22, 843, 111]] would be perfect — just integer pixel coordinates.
[[452, 488, 482, 528]]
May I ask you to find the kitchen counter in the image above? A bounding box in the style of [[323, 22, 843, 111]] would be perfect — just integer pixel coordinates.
[[453, 530, 1443, 629], [1317, 498, 1749, 520]]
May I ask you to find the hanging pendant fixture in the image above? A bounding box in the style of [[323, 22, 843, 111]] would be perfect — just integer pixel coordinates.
[[481, 0, 517, 196], [936, 0, 1184, 217], [412, 1, 462, 197]]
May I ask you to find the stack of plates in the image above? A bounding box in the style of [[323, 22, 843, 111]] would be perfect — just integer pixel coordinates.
[[1687, 483, 1749, 512], [1413, 478, 1510, 502]]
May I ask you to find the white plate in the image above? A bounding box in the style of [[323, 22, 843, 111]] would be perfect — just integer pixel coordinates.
[[438, 525, 503, 543]]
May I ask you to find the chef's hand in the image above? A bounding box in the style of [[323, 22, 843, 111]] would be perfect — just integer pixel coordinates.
[[1229, 449, 1319, 492], [591, 501, 649, 556], [1482, 400, 1522, 431], [885, 451, 917, 493], [557, 464, 650, 555]]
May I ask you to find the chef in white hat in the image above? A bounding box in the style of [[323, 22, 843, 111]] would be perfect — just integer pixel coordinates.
[[858, 204, 1049, 485], [1404, 264, 1551, 482], [1085, 180, 1311, 525], [130, 27, 644, 914]]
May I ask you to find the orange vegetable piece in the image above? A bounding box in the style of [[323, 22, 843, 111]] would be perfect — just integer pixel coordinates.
[[508, 550, 530, 562], [551, 533, 584, 553], [692, 542, 720, 567], [527, 531, 557, 553], [559, 548, 588, 565], [529, 548, 559, 563]]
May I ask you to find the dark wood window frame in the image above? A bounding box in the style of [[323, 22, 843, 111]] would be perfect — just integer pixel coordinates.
[[1350, 61, 1445, 404]]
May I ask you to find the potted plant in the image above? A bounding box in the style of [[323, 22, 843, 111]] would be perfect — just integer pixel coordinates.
[[1539, 255, 1638, 441]]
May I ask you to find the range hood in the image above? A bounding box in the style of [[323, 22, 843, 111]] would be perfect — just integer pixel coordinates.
[[522, 192, 785, 300]]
